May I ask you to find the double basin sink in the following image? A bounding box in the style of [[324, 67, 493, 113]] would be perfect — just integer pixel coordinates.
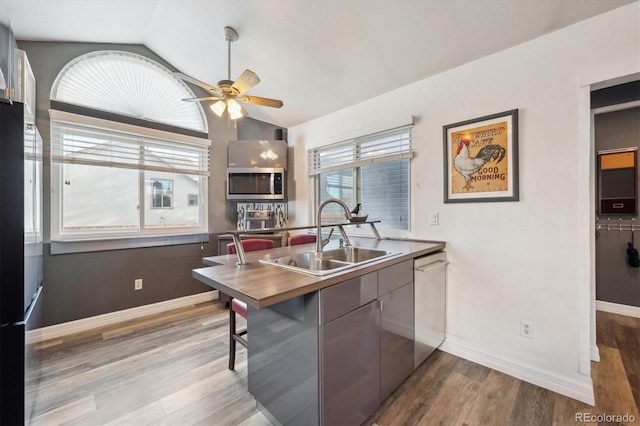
[[260, 246, 399, 276]]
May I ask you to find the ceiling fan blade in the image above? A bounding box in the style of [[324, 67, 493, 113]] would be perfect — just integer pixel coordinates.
[[240, 95, 284, 108], [181, 96, 221, 102], [174, 72, 223, 96], [231, 69, 260, 95]]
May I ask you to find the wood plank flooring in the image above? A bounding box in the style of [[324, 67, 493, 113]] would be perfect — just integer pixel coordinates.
[[29, 304, 639, 425]]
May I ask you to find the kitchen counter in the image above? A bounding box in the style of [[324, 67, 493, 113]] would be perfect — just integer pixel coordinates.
[[193, 236, 446, 425], [193, 237, 445, 309]]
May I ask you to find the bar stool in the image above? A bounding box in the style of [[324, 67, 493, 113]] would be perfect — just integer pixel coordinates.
[[226, 239, 274, 370], [287, 233, 317, 246]]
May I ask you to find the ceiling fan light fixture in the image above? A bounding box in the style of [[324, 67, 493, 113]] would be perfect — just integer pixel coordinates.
[[227, 99, 244, 120], [211, 100, 226, 117], [176, 26, 282, 122]]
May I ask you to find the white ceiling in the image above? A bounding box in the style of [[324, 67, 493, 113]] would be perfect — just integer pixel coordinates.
[[0, 0, 636, 128]]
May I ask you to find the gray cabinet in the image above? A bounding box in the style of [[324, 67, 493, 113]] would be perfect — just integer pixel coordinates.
[[378, 259, 415, 401], [248, 256, 442, 426], [320, 262, 415, 424], [321, 302, 380, 426], [379, 282, 414, 401], [320, 272, 379, 426]]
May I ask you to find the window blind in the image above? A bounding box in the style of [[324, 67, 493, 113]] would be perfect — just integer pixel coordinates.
[[307, 125, 413, 176], [50, 110, 210, 176], [359, 160, 409, 229]]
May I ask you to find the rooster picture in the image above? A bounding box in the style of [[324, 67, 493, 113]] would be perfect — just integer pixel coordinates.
[[453, 139, 506, 191]]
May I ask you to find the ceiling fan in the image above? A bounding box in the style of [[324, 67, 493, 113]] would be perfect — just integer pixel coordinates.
[[175, 26, 283, 120]]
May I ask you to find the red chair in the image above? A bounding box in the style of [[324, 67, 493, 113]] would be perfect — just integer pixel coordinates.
[[288, 233, 317, 246], [226, 239, 274, 370]]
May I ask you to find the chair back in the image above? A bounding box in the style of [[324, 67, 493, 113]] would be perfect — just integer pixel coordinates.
[[288, 234, 317, 246], [227, 238, 274, 254]]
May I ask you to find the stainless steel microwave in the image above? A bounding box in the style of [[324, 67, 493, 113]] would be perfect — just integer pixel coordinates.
[[227, 168, 286, 200]]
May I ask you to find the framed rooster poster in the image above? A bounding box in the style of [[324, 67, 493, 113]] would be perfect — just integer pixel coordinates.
[[443, 109, 519, 203]]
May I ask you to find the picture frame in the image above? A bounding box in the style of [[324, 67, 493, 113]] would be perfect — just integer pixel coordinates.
[[443, 109, 519, 203]]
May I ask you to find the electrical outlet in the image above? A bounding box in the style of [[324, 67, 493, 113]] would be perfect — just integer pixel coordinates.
[[429, 211, 439, 225], [135, 279, 143, 291], [520, 320, 533, 338]]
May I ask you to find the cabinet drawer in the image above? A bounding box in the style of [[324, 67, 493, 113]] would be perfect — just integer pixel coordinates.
[[378, 259, 413, 296], [320, 272, 377, 324]]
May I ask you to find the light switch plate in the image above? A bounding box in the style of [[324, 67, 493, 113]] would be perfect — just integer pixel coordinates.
[[429, 211, 439, 225]]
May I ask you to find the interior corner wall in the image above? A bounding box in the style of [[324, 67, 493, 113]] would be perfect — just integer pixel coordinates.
[[17, 41, 283, 327], [288, 3, 639, 403]]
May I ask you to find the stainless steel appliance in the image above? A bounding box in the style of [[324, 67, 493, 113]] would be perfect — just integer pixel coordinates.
[[227, 140, 287, 200], [413, 251, 447, 367], [243, 210, 275, 230], [227, 168, 285, 200]]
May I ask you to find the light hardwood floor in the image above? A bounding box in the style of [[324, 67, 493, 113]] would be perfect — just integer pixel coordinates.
[[29, 304, 639, 426]]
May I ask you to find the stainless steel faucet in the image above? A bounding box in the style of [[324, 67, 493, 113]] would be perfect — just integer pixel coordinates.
[[316, 198, 352, 252]]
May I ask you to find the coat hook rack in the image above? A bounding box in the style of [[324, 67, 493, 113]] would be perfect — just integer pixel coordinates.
[[595, 216, 640, 232]]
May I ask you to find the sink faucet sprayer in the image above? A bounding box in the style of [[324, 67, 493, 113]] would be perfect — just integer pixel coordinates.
[[316, 198, 353, 253]]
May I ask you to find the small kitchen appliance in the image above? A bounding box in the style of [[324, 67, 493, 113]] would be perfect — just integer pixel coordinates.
[[242, 210, 275, 230]]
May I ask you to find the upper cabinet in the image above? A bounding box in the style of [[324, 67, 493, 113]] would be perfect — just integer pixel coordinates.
[[0, 22, 19, 102], [598, 148, 637, 215], [17, 50, 36, 121]]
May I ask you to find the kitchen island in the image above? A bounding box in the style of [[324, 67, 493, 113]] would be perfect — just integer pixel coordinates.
[[193, 236, 445, 425]]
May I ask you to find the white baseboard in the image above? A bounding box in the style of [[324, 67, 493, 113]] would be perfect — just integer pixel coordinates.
[[596, 300, 640, 318], [439, 336, 595, 406], [26, 291, 218, 344], [590, 344, 600, 362]]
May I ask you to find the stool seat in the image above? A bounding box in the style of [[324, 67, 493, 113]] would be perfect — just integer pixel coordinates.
[[226, 238, 274, 371], [227, 238, 275, 254], [288, 233, 317, 246], [231, 298, 247, 319]]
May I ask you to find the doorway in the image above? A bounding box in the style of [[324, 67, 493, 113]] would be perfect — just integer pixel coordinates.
[[591, 82, 640, 316]]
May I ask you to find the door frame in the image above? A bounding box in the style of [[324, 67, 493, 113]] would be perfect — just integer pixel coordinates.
[[578, 68, 639, 375]]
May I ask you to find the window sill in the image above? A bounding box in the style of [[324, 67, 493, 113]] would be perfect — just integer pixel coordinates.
[[50, 233, 209, 255]]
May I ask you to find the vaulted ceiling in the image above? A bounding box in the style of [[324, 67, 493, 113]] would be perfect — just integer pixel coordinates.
[[1, 0, 636, 128]]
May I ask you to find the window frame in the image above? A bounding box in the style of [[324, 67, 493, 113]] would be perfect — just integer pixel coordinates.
[[309, 124, 413, 233], [187, 193, 199, 207], [50, 111, 209, 247], [150, 178, 174, 209]]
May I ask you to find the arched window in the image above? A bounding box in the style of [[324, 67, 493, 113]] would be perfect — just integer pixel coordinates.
[[51, 50, 207, 132], [49, 51, 210, 250]]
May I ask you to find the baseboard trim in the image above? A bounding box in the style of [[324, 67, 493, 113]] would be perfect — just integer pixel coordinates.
[[439, 336, 595, 406], [590, 344, 600, 362], [596, 300, 640, 318], [26, 291, 218, 344]]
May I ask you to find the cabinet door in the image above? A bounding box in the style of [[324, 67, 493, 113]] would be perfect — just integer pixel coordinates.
[[380, 282, 414, 401], [321, 302, 380, 426]]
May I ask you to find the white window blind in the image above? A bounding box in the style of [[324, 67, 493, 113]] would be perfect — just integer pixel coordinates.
[[312, 125, 413, 230], [307, 125, 413, 176], [50, 50, 208, 133], [50, 110, 210, 176]]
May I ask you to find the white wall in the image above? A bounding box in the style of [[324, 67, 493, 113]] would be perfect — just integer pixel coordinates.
[[289, 3, 640, 404]]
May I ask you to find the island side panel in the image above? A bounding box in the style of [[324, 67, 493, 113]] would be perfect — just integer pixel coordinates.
[[247, 292, 320, 425]]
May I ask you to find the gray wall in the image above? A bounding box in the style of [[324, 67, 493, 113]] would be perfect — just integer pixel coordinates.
[[18, 41, 285, 326], [594, 106, 640, 307]]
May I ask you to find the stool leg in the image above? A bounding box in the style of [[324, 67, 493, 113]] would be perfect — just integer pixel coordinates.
[[229, 305, 236, 371]]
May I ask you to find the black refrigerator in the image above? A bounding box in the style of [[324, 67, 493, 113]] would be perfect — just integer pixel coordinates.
[[0, 99, 44, 425]]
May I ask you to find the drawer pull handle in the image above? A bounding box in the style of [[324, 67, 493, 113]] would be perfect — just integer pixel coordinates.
[[415, 260, 449, 273]]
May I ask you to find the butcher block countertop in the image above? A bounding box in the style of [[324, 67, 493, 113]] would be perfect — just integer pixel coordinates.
[[193, 237, 445, 309]]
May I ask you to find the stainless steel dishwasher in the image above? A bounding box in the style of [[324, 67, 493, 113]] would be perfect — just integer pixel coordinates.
[[414, 251, 448, 367]]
